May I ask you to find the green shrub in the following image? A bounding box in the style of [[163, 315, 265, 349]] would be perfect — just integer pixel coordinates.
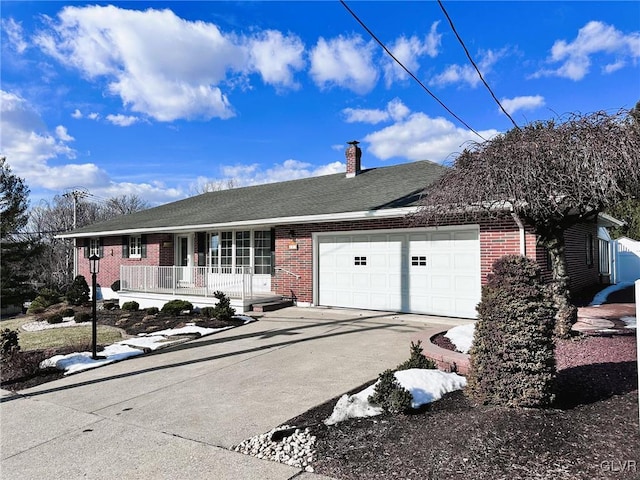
[[212, 291, 235, 321], [1, 328, 20, 357], [38, 287, 62, 305], [146, 307, 159, 315], [161, 299, 193, 316], [103, 301, 118, 311], [111, 280, 121, 292], [199, 306, 216, 318], [26, 300, 45, 314], [466, 255, 557, 408], [66, 275, 90, 306], [46, 314, 64, 325], [121, 301, 139, 312], [397, 340, 436, 370], [368, 369, 413, 414], [74, 312, 91, 323], [61, 307, 75, 317]]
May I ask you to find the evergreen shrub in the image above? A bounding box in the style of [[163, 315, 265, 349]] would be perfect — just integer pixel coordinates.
[[161, 300, 193, 315], [1, 328, 20, 357], [212, 291, 235, 321], [66, 276, 90, 306], [46, 314, 64, 324], [121, 301, 139, 312], [146, 307, 159, 315], [74, 312, 91, 323], [368, 369, 413, 414], [397, 340, 436, 370], [466, 255, 557, 408]]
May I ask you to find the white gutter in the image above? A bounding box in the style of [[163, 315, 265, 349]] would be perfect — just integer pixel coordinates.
[[57, 206, 420, 239]]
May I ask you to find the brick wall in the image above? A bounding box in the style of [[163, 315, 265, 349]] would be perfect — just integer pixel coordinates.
[[77, 234, 173, 289], [272, 215, 532, 304]]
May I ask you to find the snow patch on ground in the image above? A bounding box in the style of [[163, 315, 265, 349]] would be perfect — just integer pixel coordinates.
[[116, 336, 184, 351], [22, 318, 91, 332], [621, 316, 637, 329], [140, 324, 233, 337], [444, 323, 475, 354], [324, 369, 467, 425], [40, 344, 144, 375]]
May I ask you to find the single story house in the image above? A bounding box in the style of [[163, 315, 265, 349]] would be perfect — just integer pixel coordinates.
[[59, 142, 620, 317]]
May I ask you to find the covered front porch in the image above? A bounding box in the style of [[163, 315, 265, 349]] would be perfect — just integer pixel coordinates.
[[119, 265, 280, 312]]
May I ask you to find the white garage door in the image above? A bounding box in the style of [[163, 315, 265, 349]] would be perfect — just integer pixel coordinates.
[[317, 229, 480, 318]]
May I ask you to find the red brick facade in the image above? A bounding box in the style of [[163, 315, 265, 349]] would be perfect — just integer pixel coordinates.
[[75, 216, 599, 304]]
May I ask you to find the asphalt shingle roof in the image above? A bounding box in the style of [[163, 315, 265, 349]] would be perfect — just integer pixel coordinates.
[[67, 161, 446, 235]]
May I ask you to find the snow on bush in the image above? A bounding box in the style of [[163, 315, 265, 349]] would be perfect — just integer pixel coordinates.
[[324, 369, 467, 425]]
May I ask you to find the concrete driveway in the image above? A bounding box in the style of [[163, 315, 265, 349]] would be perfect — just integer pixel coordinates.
[[1, 307, 469, 480]]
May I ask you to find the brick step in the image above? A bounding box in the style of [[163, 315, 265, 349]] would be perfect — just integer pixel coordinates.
[[251, 299, 294, 312]]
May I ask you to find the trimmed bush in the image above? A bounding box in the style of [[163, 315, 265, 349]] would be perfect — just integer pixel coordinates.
[[111, 280, 121, 292], [368, 369, 413, 414], [61, 307, 75, 317], [161, 300, 193, 316], [74, 312, 91, 323], [46, 314, 64, 324], [66, 275, 90, 306], [1, 328, 20, 357], [212, 291, 235, 321], [146, 307, 159, 315], [121, 301, 139, 312], [466, 255, 557, 408], [397, 340, 436, 370], [103, 301, 118, 311], [38, 287, 62, 305], [199, 306, 216, 318], [26, 302, 45, 314]]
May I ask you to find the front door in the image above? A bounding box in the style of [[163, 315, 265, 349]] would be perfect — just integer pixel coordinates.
[[176, 235, 193, 283]]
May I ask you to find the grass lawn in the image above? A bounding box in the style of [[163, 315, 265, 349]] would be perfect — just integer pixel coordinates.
[[1, 315, 126, 351]]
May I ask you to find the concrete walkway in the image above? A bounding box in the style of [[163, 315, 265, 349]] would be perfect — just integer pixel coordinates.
[[1, 307, 466, 480]]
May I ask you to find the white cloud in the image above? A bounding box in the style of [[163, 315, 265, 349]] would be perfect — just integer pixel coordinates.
[[33, 5, 307, 122], [364, 111, 499, 163], [106, 114, 139, 127], [87, 112, 100, 120], [0, 89, 184, 205], [309, 35, 378, 94], [71, 109, 83, 119], [537, 21, 640, 80], [430, 48, 507, 88], [218, 159, 344, 187], [383, 22, 441, 87], [2, 18, 28, 54], [342, 107, 389, 124], [343, 98, 410, 124], [500, 95, 545, 115], [246, 30, 305, 89], [55, 125, 74, 141]]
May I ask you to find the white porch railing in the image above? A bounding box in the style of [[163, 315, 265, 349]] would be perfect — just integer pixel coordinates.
[[120, 265, 271, 301]]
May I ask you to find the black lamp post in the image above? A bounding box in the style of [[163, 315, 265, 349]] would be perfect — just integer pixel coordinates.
[[89, 254, 100, 360]]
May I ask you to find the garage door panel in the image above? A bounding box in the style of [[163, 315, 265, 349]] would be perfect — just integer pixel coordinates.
[[318, 229, 480, 318]]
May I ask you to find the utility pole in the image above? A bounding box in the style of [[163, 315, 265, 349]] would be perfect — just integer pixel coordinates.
[[63, 189, 88, 280]]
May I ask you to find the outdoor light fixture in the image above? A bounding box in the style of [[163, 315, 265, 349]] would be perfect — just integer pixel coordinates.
[[89, 254, 100, 359]]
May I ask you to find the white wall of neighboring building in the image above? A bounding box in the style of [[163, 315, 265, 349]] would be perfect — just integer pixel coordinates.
[[615, 237, 640, 284]]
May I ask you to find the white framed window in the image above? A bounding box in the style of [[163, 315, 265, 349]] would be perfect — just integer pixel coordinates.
[[129, 235, 142, 258], [254, 230, 272, 274], [89, 238, 101, 257], [208, 230, 273, 274]]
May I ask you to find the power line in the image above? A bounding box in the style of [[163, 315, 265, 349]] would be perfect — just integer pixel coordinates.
[[339, 0, 487, 141], [436, 0, 520, 130]]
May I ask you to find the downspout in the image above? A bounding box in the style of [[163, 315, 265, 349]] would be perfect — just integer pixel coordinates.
[[510, 210, 527, 256]]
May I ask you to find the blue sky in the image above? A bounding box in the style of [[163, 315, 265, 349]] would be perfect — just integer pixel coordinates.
[[2, 1, 639, 206]]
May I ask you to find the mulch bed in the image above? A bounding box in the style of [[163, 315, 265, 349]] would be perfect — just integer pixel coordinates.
[[285, 335, 639, 480], [1, 308, 248, 391]]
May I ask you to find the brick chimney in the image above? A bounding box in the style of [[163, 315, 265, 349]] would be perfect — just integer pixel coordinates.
[[345, 140, 362, 178]]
